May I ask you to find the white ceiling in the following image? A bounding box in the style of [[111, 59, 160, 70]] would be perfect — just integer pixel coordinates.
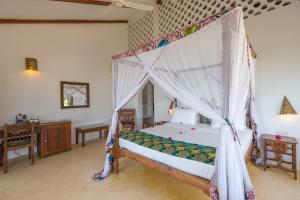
[[0, 0, 156, 20]]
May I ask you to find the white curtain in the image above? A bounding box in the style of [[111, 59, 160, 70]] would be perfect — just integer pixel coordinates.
[[249, 55, 257, 125], [248, 45, 262, 164], [98, 7, 255, 200], [95, 57, 149, 179], [136, 8, 254, 200]]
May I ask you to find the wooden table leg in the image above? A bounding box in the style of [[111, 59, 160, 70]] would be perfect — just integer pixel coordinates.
[[28, 147, 31, 158], [292, 144, 297, 180], [3, 149, 8, 173], [0, 144, 3, 167], [82, 133, 85, 147], [264, 141, 267, 171], [107, 128, 108, 139], [113, 147, 119, 174], [76, 128, 79, 145], [103, 129, 106, 139]]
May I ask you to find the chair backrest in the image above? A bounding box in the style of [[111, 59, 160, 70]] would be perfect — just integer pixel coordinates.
[[3, 123, 35, 149], [119, 109, 135, 125]]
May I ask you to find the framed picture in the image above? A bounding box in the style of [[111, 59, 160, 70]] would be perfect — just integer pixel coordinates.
[[60, 81, 90, 109]]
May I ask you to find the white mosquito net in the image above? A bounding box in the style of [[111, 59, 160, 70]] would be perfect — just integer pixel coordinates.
[[94, 7, 257, 200]]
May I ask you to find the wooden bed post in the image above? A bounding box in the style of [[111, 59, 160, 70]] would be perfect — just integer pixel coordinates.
[[112, 111, 120, 174]]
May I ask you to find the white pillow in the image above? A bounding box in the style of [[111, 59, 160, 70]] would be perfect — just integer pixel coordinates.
[[234, 110, 247, 130], [170, 108, 197, 125], [211, 120, 222, 128]]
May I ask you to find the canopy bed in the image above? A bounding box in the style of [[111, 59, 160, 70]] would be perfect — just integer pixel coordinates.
[[117, 121, 254, 194], [93, 7, 258, 200]]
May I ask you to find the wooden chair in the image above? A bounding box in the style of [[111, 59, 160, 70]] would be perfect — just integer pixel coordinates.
[[2, 122, 35, 173], [119, 109, 135, 133]]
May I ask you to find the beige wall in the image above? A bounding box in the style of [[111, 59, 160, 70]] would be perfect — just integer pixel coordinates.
[[245, 5, 300, 168], [0, 24, 128, 151]]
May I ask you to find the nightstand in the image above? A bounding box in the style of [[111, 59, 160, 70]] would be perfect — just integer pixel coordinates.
[[262, 134, 297, 179]]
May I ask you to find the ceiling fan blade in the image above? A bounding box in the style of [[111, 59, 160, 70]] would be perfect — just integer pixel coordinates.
[[123, 1, 154, 11], [50, 0, 112, 6]]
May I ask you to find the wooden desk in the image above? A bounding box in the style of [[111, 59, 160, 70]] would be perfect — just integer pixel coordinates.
[[262, 134, 297, 180], [0, 120, 71, 158], [76, 123, 109, 147]]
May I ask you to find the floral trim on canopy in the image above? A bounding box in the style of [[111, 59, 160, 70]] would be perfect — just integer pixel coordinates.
[[92, 153, 113, 181], [210, 174, 219, 200], [246, 35, 257, 59], [112, 6, 257, 61], [210, 168, 256, 200]]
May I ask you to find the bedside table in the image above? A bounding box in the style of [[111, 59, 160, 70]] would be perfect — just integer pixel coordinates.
[[262, 134, 297, 179]]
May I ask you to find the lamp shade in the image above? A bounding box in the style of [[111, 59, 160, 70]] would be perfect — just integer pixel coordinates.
[[25, 58, 38, 71], [280, 96, 297, 115]]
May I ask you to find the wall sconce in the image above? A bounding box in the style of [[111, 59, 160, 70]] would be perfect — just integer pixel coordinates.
[[168, 99, 177, 115], [279, 96, 297, 115], [25, 58, 38, 71], [168, 101, 174, 115]]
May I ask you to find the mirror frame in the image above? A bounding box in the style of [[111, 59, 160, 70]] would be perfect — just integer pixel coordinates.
[[60, 81, 90, 109]]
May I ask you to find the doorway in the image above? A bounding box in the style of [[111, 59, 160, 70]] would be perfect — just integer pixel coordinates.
[[142, 81, 154, 128]]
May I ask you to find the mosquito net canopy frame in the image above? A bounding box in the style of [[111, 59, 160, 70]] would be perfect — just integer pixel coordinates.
[[94, 7, 257, 200]]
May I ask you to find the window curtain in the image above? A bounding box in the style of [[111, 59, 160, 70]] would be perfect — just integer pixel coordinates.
[[93, 57, 149, 179]]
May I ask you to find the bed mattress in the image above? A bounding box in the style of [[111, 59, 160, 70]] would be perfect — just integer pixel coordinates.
[[119, 122, 253, 180]]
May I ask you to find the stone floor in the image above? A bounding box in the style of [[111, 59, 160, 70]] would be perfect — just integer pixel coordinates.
[[0, 139, 299, 200]]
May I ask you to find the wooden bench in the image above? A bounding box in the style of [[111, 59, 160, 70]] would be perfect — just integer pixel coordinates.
[[75, 123, 109, 147]]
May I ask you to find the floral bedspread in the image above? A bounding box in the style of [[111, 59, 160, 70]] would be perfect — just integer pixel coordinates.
[[120, 131, 216, 165]]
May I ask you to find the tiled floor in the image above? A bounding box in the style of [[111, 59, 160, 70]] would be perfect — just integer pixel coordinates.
[[0, 139, 299, 200]]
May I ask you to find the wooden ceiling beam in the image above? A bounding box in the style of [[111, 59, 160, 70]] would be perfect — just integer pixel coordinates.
[[49, 0, 112, 6], [0, 19, 128, 24]]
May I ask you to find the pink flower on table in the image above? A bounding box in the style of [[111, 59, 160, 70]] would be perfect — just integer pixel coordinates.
[[168, 137, 173, 141], [275, 135, 282, 140]]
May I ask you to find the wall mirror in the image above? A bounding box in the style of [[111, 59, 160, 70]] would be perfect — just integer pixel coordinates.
[[60, 81, 90, 109]]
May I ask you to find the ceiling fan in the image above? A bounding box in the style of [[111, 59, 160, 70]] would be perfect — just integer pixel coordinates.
[[50, 0, 154, 11]]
